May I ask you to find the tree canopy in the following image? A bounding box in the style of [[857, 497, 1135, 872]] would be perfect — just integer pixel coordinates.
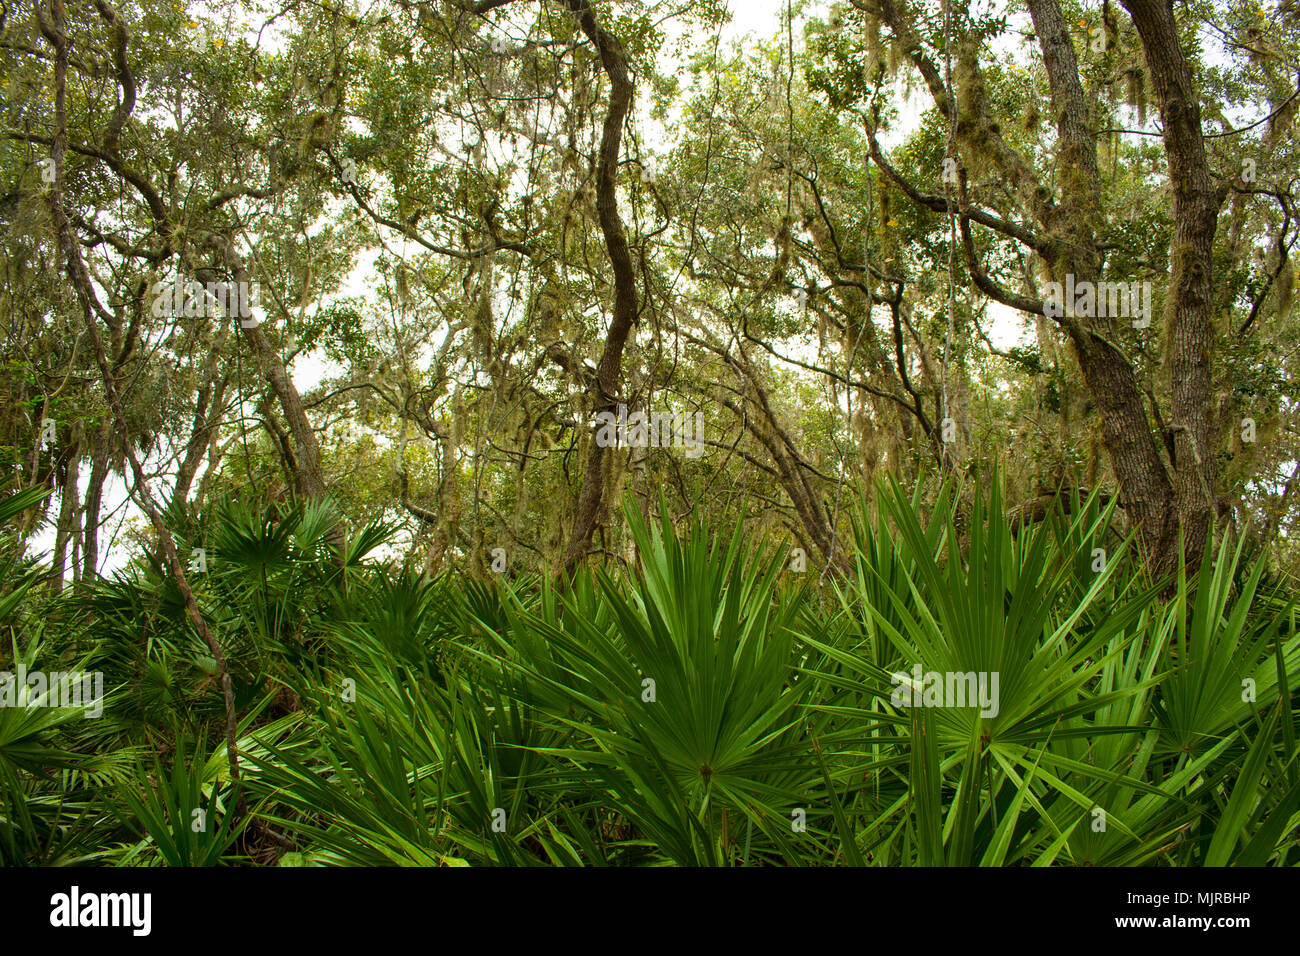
[[4, 0, 1297, 590]]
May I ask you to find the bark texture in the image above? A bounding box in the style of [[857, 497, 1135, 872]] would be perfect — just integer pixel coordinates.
[[559, 0, 640, 578]]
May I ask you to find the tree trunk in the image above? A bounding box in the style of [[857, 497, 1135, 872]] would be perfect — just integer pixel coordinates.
[[560, 0, 640, 578], [51, 448, 79, 594], [81, 419, 110, 582], [204, 238, 329, 503], [1025, 0, 1183, 573], [174, 330, 231, 507], [1121, 0, 1223, 572], [864, 0, 1222, 580], [43, 0, 242, 787]]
